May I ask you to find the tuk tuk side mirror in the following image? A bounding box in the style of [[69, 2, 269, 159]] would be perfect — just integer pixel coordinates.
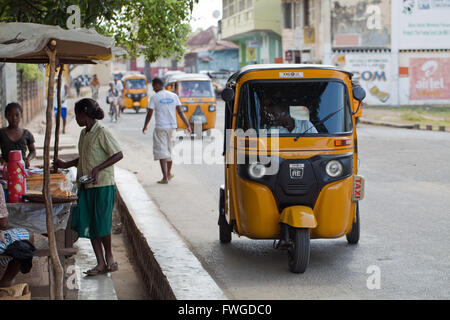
[[352, 86, 366, 115], [222, 87, 235, 103]]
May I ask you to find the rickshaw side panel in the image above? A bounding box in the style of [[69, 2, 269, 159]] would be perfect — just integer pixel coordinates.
[[235, 175, 281, 239], [311, 176, 355, 239]]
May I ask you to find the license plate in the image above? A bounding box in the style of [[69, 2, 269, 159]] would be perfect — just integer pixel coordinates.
[[289, 163, 304, 179], [279, 72, 304, 78]]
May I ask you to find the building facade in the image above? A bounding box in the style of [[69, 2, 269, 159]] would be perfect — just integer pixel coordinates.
[[281, 0, 324, 64], [185, 26, 240, 73], [220, 0, 282, 66], [280, 0, 450, 106]]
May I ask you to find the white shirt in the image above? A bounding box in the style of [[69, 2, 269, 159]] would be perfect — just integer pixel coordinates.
[[268, 119, 318, 134], [148, 90, 181, 129], [53, 77, 67, 108], [114, 80, 123, 93]]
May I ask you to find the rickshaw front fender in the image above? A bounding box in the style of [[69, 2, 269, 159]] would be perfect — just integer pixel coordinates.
[[280, 206, 317, 229]]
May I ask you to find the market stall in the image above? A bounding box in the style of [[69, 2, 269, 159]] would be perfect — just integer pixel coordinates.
[[0, 22, 122, 299]]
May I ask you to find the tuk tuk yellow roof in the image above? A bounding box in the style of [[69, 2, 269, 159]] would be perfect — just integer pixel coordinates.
[[232, 63, 353, 82], [122, 72, 146, 80], [169, 73, 211, 82]]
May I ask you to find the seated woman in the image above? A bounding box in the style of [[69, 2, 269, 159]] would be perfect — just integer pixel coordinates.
[[0, 103, 36, 168], [0, 189, 34, 287]]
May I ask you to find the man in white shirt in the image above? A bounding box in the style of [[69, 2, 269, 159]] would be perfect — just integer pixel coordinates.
[[113, 77, 123, 96], [142, 77, 191, 184], [267, 104, 318, 134]]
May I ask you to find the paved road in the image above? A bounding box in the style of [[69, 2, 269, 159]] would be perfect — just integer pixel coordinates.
[[101, 91, 450, 299]]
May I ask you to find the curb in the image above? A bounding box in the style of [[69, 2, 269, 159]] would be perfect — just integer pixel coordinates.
[[114, 167, 227, 300], [360, 118, 448, 132]]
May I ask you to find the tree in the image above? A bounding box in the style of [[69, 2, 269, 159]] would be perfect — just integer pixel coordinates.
[[0, 0, 198, 62]]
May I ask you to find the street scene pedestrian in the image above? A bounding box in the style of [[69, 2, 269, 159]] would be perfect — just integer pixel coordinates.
[[142, 77, 191, 184], [53, 75, 69, 134], [54, 98, 123, 276], [0, 102, 36, 168], [90, 74, 100, 100], [0, 189, 34, 288]]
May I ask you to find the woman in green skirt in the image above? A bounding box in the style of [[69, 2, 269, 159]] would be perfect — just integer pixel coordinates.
[[55, 98, 123, 276]]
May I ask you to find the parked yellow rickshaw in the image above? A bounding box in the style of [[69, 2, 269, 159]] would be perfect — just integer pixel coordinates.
[[219, 64, 366, 273], [166, 73, 216, 137], [121, 73, 148, 113]]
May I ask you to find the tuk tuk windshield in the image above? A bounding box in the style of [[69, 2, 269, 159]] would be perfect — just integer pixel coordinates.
[[125, 79, 146, 89], [179, 81, 214, 97], [237, 81, 352, 135]]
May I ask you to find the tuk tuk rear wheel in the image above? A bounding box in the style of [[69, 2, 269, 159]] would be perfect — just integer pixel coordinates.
[[219, 216, 232, 243], [287, 227, 310, 273], [346, 202, 360, 244], [218, 188, 232, 243]]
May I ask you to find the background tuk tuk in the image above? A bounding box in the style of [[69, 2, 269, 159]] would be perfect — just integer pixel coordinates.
[[120, 73, 148, 113], [220, 64, 366, 273], [166, 73, 217, 137]]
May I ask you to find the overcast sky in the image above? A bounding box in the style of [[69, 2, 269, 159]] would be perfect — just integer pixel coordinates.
[[190, 0, 222, 31]]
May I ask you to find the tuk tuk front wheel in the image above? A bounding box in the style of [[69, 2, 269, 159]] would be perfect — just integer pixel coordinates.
[[287, 227, 310, 273], [346, 202, 360, 244]]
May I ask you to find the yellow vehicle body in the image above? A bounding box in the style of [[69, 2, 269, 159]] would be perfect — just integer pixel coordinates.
[[166, 73, 217, 134], [121, 74, 148, 112], [219, 64, 366, 273]]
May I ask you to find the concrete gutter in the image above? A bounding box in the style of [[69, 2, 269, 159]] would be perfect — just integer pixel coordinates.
[[114, 167, 227, 300], [360, 118, 448, 132], [360, 118, 417, 129]]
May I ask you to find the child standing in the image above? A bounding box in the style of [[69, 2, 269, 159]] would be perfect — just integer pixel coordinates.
[[55, 98, 123, 276], [0, 102, 36, 168]]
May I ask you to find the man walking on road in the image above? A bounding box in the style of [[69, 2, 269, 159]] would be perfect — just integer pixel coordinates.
[[142, 77, 191, 184]]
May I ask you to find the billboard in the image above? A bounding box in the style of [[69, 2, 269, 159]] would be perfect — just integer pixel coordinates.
[[409, 57, 450, 100], [331, 0, 391, 48], [399, 0, 450, 49], [332, 53, 394, 105]]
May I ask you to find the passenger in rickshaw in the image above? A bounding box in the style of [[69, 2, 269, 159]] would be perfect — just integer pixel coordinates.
[[180, 83, 192, 97], [265, 102, 317, 134], [193, 82, 212, 97]]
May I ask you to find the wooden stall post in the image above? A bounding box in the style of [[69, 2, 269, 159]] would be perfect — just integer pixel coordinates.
[[43, 40, 64, 300], [53, 64, 63, 173]]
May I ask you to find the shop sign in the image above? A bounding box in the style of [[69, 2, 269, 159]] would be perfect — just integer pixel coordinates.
[[332, 53, 393, 104], [399, 0, 450, 49], [285, 50, 293, 61], [409, 57, 450, 100], [331, 0, 391, 48]]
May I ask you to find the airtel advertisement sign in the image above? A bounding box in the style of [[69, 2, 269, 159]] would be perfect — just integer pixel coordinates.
[[410, 58, 450, 100]]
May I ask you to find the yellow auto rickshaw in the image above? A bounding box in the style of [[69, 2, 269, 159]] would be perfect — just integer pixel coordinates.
[[121, 73, 148, 113], [220, 64, 366, 273], [166, 73, 216, 137]]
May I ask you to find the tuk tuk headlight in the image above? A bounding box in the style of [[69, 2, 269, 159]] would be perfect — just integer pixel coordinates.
[[181, 105, 188, 112], [208, 104, 216, 112], [325, 160, 343, 178], [248, 163, 266, 179]]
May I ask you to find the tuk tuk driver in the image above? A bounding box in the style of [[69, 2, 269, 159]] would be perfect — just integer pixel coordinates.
[[267, 103, 318, 134]]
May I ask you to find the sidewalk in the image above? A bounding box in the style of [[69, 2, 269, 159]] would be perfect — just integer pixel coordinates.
[[27, 90, 227, 300]]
